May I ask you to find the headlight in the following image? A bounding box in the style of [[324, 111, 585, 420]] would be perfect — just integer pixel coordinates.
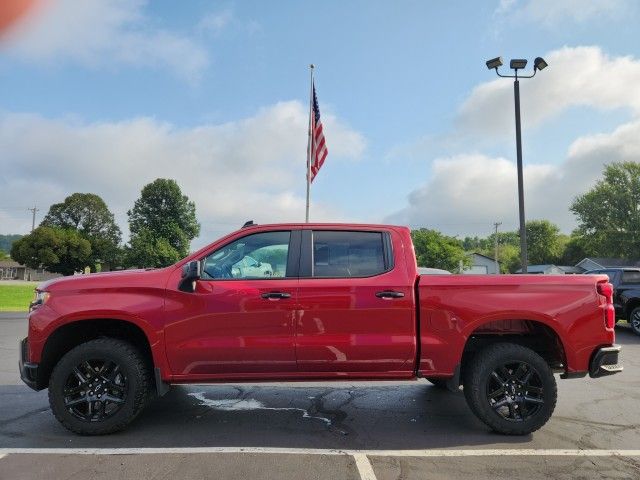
[[30, 290, 50, 311]]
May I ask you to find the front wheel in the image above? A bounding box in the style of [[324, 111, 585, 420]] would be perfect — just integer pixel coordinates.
[[630, 307, 640, 336], [463, 343, 557, 435], [48, 338, 150, 435]]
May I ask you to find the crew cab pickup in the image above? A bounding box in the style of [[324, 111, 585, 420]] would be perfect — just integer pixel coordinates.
[[20, 223, 622, 436]]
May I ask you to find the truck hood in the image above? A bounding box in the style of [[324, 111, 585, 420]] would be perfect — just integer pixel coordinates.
[[38, 267, 174, 292]]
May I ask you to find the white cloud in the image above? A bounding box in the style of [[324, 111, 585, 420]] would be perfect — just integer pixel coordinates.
[[495, 0, 632, 26], [197, 9, 234, 36], [2, 0, 209, 83], [0, 102, 365, 248], [387, 120, 640, 236], [458, 46, 640, 137]]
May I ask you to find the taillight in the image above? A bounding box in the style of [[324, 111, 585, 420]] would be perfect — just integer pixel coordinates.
[[597, 281, 615, 329]]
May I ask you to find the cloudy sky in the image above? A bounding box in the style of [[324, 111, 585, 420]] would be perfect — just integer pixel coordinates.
[[1, 0, 640, 248]]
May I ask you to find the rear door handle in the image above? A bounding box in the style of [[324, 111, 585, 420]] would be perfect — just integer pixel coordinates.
[[375, 290, 405, 299], [261, 292, 292, 300]]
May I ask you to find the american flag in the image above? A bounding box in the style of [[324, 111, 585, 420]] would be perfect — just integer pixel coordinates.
[[309, 81, 327, 182]]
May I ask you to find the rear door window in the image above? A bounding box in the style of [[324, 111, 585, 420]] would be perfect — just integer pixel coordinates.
[[311, 230, 390, 278]]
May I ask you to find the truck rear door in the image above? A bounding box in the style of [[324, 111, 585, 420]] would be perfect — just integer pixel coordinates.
[[295, 227, 416, 376]]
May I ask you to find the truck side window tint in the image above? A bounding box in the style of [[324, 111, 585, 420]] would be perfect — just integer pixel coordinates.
[[622, 270, 640, 284], [202, 231, 291, 280], [312, 231, 387, 278]]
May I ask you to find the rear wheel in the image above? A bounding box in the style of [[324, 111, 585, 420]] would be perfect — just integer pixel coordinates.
[[630, 307, 640, 336], [48, 338, 150, 435], [463, 343, 557, 435]]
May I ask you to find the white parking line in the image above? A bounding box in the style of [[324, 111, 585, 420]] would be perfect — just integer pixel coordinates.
[[353, 453, 377, 480], [0, 447, 639, 457]]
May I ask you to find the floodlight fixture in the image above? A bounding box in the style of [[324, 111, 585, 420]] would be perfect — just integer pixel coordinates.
[[509, 59, 528, 70], [485, 57, 503, 70], [534, 57, 548, 71]]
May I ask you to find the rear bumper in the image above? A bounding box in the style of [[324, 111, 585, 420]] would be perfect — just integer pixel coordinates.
[[19, 337, 40, 391], [589, 344, 623, 378]]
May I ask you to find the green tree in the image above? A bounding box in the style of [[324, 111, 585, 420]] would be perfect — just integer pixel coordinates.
[[127, 179, 200, 267], [0, 250, 10, 260], [560, 232, 590, 265], [476, 231, 522, 270], [411, 228, 471, 272], [571, 161, 640, 259], [125, 228, 182, 268], [462, 236, 488, 251], [11, 227, 91, 275], [41, 193, 122, 268], [474, 222, 565, 272], [526, 219, 563, 265], [498, 244, 522, 273], [0, 234, 23, 253]]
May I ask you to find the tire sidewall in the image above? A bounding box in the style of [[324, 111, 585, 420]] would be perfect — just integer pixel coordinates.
[[465, 344, 557, 435], [630, 307, 640, 336], [49, 340, 146, 435]]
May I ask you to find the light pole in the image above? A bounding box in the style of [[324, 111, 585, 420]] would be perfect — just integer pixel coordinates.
[[485, 56, 548, 273]]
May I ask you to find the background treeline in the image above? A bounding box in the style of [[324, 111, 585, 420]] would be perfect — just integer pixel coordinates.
[[1, 162, 638, 274], [411, 161, 640, 272], [6, 179, 199, 275]]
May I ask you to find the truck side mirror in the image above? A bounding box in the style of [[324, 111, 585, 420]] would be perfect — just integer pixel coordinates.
[[179, 261, 201, 292]]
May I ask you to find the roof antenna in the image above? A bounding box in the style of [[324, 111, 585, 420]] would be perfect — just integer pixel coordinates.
[[242, 220, 256, 228]]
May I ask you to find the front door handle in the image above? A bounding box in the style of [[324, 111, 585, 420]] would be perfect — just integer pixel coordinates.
[[261, 292, 292, 300], [375, 290, 405, 299]]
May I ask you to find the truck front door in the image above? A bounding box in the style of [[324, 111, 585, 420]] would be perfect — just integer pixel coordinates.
[[164, 229, 300, 378]]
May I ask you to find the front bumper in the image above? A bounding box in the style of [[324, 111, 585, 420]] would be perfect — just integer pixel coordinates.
[[589, 344, 623, 378], [19, 337, 40, 390]]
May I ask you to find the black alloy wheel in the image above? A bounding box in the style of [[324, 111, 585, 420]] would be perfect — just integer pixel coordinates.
[[49, 338, 150, 435], [630, 307, 640, 336], [486, 361, 544, 422], [63, 359, 127, 422], [463, 343, 557, 435]]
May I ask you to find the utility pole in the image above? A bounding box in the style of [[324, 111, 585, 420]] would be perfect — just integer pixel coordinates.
[[493, 221, 502, 274], [27, 206, 39, 232]]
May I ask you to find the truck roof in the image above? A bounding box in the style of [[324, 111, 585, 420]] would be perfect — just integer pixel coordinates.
[[240, 222, 410, 231]]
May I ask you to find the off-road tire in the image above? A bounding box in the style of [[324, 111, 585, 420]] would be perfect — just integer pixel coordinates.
[[48, 338, 150, 435], [463, 343, 557, 435], [630, 307, 640, 336]]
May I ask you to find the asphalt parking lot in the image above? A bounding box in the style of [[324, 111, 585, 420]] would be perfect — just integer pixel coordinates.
[[1, 312, 639, 479]]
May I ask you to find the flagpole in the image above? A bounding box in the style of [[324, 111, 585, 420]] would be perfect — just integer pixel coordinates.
[[305, 64, 314, 223]]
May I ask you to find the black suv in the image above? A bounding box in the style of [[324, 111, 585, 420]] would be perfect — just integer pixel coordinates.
[[586, 268, 640, 336]]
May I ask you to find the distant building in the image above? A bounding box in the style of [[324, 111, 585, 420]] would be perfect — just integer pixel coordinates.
[[557, 265, 584, 275], [463, 252, 501, 275], [516, 264, 565, 275], [0, 260, 61, 281], [514, 258, 640, 275], [576, 257, 640, 272]]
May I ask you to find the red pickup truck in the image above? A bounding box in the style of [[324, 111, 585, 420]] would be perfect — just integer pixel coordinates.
[[20, 223, 622, 436]]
